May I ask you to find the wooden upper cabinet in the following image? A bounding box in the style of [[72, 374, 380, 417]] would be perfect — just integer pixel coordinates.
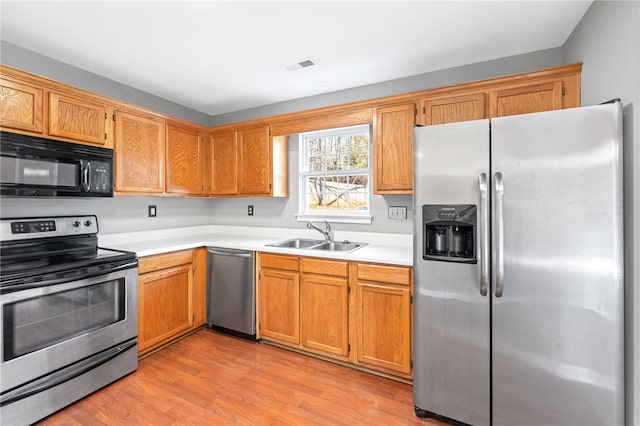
[[114, 110, 165, 193], [419, 93, 486, 126], [489, 79, 564, 118], [209, 125, 286, 197], [373, 102, 415, 194], [166, 124, 205, 195], [0, 77, 44, 133], [238, 125, 271, 195], [48, 92, 109, 146], [210, 131, 238, 195]]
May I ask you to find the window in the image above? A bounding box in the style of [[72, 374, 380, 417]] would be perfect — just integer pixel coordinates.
[[298, 124, 372, 224]]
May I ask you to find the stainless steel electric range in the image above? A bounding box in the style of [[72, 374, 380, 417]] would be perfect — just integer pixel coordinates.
[[0, 215, 138, 425]]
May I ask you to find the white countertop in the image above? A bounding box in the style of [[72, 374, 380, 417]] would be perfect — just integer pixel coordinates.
[[99, 225, 414, 266]]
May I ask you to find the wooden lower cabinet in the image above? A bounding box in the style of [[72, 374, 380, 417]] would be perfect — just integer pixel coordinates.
[[258, 254, 350, 359], [259, 268, 300, 344], [137, 248, 206, 355], [354, 263, 412, 377], [192, 247, 207, 328], [257, 252, 412, 379], [301, 258, 349, 357]]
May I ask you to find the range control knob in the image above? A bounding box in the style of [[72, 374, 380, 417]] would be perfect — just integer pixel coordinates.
[[85, 220, 92, 227], [73, 221, 81, 227]]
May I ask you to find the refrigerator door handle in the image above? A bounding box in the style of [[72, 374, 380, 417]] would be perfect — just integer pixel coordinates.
[[494, 171, 505, 297], [478, 172, 489, 296]]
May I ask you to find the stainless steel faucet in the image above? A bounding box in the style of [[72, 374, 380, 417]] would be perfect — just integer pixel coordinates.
[[307, 220, 332, 241]]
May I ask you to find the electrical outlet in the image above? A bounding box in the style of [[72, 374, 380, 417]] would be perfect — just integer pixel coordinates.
[[148, 205, 157, 217], [389, 206, 407, 220], [248, 205, 254, 216]]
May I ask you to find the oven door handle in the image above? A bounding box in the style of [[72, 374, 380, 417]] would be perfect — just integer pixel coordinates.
[[0, 339, 137, 407]]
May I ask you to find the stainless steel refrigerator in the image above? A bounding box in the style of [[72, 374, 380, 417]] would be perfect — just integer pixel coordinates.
[[412, 102, 624, 426]]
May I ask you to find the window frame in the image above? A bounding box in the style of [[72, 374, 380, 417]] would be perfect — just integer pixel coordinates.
[[296, 124, 373, 225]]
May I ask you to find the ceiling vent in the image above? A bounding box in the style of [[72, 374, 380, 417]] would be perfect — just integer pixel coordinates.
[[284, 58, 316, 71]]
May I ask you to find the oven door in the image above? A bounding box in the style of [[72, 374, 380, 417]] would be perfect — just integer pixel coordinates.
[[0, 265, 138, 392]]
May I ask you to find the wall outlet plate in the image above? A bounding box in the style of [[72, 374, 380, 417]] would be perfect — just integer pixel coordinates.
[[389, 206, 407, 220], [148, 205, 157, 217], [248, 205, 254, 216]]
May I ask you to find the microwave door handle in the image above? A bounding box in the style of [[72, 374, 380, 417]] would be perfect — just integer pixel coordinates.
[[478, 173, 488, 296], [82, 161, 91, 192]]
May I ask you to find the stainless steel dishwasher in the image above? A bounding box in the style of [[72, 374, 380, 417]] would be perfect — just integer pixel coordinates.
[[206, 247, 256, 340]]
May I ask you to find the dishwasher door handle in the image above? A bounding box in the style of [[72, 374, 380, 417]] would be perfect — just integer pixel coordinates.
[[206, 248, 253, 258]]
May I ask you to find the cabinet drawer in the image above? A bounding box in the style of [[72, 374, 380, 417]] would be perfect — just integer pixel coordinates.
[[301, 258, 348, 277], [357, 263, 411, 286], [260, 253, 299, 271], [139, 250, 193, 274]]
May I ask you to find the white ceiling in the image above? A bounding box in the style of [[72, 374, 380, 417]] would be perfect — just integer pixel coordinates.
[[0, 1, 592, 117]]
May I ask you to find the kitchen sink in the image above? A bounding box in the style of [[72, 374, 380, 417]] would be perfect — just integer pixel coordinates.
[[266, 238, 367, 253], [311, 241, 365, 252], [266, 238, 326, 249]]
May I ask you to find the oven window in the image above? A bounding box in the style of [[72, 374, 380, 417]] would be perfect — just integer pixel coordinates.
[[2, 279, 125, 361]]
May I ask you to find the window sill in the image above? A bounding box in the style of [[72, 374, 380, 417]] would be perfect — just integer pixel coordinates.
[[295, 213, 373, 225]]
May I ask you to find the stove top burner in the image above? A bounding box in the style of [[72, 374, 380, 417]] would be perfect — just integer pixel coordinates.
[[0, 215, 137, 288]]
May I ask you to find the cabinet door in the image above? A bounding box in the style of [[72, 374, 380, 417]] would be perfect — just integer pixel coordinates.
[[114, 110, 165, 193], [373, 102, 415, 194], [301, 274, 349, 356], [238, 125, 271, 195], [166, 124, 204, 195], [258, 269, 300, 344], [420, 93, 486, 126], [138, 264, 194, 353], [0, 77, 44, 133], [210, 131, 238, 195], [356, 281, 412, 375], [489, 79, 563, 118], [49, 92, 108, 145]]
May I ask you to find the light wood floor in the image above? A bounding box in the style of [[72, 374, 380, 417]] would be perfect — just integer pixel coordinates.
[[37, 328, 447, 425]]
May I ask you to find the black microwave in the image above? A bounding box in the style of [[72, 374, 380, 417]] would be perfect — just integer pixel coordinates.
[[0, 131, 114, 197]]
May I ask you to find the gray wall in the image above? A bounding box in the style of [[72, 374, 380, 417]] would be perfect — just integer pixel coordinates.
[[563, 2, 640, 425], [0, 41, 210, 126], [0, 196, 211, 234], [210, 48, 563, 126]]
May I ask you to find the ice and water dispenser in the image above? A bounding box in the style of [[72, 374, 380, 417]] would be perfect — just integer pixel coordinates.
[[422, 204, 477, 263]]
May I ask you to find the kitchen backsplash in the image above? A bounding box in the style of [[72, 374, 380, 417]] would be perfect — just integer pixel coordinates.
[[0, 196, 211, 234], [0, 194, 413, 235]]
